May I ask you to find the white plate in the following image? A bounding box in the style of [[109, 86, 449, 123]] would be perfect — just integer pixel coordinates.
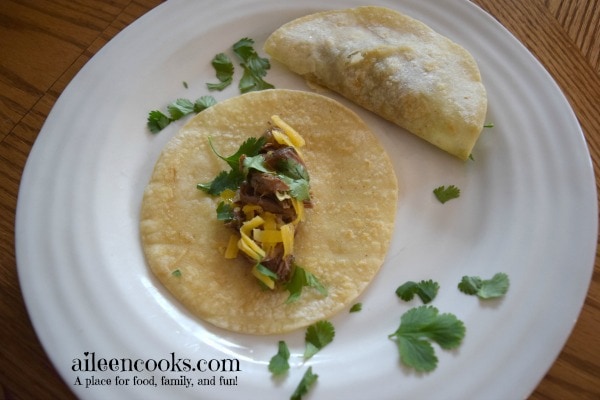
[[16, 1, 597, 399]]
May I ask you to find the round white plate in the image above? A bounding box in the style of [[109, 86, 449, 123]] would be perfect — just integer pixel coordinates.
[[16, 1, 597, 399]]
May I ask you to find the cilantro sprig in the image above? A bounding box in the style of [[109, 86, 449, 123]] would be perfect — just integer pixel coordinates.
[[207, 53, 234, 91], [290, 367, 318, 400], [304, 320, 335, 360], [197, 136, 266, 196], [268, 341, 291, 376], [388, 305, 465, 372], [147, 96, 216, 133], [458, 273, 509, 299], [233, 38, 274, 93], [433, 185, 461, 204], [285, 266, 327, 303], [396, 280, 440, 304]]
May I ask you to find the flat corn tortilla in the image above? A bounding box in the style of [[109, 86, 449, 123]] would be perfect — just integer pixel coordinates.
[[264, 6, 488, 160], [140, 89, 398, 334]]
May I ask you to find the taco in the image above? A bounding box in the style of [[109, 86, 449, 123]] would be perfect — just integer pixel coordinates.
[[264, 6, 488, 160], [140, 89, 397, 334]]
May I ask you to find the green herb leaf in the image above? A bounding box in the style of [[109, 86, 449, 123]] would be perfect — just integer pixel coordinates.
[[268, 341, 290, 376], [396, 280, 440, 304], [171, 269, 182, 278], [304, 320, 335, 360], [458, 273, 509, 299], [232, 38, 274, 93], [483, 122, 495, 128], [207, 53, 234, 91], [433, 185, 461, 204], [349, 303, 362, 313], [285, 266, 327, 303], [197, 169, 243, 196], [167, 98, 195, 120], [147, 110, 172, 133], [147, 96, 216, 133], [290, 367, 318, 400], [210, 136, 266, 170], [194, 95, 217, 113], [388, 305, 465, 372], [242, 154, 270, 174], [216, 201, 234, 221]]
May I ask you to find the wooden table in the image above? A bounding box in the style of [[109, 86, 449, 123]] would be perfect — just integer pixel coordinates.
[[1, 1, 598, 399]]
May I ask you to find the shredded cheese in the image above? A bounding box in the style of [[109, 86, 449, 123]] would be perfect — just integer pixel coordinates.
[[224, 234, 240, 259], [251, 264, 275, 289], [271, 115, 306, 147]]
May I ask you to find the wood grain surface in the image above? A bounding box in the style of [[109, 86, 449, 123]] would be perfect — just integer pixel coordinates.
[[1, 1, 598, 399]]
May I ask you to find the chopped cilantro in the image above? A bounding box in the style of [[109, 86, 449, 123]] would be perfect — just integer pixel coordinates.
[[215, 201, 234, 221], [396, 280, 439, 304], [197, 169, 242, 196], [194, 95, 217, 112], [458, 272, 509, 299], [197, 137, 266, 196], [171, 269, 182, 278], [433, 185, 461, 204], [304, 320, 335, 360], [483, 122, 494, 128], [147, 96, 216, 133], [167, 98, 195, 120], [290, 367, 318, 400], [285, 266, 327, 304], [388, 305, 465, 372], [183, 81, 188, 89], [349, 303, 362, 313], [232, 37, 274, 93], [147, 110, 171, 133], [207, 53, 234, 91], [268, 341, 290, 376]]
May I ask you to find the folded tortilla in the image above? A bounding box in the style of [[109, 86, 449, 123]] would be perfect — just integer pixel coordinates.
[[264, 6, 488, 160], [140, 89, 397, 334]]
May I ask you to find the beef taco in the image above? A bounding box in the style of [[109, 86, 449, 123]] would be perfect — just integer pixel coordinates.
[[140, 89, 397, 334], [264, 6, 488, 160]]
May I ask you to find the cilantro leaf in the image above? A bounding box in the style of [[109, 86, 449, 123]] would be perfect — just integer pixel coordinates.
[[194, 95, 217, 113], [285, 266, 327, 304], [147, 110, 171, 133], [304, 320, 335, 360], [232, 38, 274, 93], [242, 154, 270, 174], [268, 340, 290, 376], [197, 169, 243, 196], [395, 280, 440, 304], [167, 98, 195, 120], [458, 273, 509, 299], [349, 303, 362, 313], [216, 201, 234, 221], [290, 367, 318, 400], [207, 53, 234, 91], [433, 185, 461, 204], [147, 96, 217, 133], [210, 136, 266, 170], [388, 305, 465, 372]]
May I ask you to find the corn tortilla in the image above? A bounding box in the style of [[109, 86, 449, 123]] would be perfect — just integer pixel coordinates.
[[140, 89, 398, 334], [264, 6, 488, 160]]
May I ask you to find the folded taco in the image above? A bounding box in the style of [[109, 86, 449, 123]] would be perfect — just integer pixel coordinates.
[[140, 89, 398, 334], [264, 6, 488, 160]]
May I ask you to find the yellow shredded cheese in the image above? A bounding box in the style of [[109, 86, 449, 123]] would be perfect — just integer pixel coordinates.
[[271, 115, 306, 148], [224, 234, 240, 259], [291, 198, 305, 224], [281, 223, 295, 257], [251, 264, 275, 289], [239, 231, 265, 260]]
